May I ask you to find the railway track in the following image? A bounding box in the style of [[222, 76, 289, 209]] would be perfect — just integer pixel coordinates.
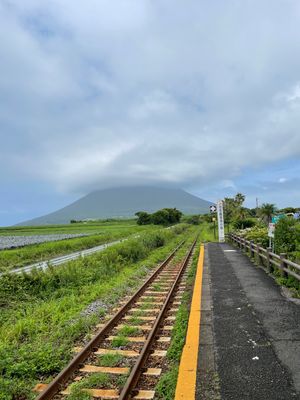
[[34, 238, 197, 400]]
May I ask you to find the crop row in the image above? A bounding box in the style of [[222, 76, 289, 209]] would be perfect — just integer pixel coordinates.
[[0, 234, 87, 250]]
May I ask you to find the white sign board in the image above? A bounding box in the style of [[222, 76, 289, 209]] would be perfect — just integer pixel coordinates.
[[268, 223, 275, 238], [217, 200, 225, 242]]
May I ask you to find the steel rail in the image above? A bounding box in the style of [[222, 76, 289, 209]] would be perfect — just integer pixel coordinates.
[[36, 240, 184, 400], [119, 238, 197, 400]]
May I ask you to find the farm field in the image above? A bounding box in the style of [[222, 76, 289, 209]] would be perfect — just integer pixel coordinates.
[[0, 224, 197, 400], [0, 234, 88, 250], [0, 219, 138, 236], [0, 221, 156, 273]]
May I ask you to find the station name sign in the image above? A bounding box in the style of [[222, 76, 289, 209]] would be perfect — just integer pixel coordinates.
[[216, 200, 225, 242]]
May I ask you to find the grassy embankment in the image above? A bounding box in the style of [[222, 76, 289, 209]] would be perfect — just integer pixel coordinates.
[[0, 224, 197, 400], [0, 222, 155, 272]]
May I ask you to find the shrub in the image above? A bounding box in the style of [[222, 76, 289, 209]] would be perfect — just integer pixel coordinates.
[[239, 227, 269, 248], [274, 217, 297, 254], [233, 219, 256, 229], [185, 215, 200, 225], [142, 232, 166, 249]]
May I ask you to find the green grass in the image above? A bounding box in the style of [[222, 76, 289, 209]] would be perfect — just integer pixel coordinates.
[[67, 369, 129, 399], [0, 219, 138, 236], [68, 390, 92, 400], [111, 335, 129, 347], [97, 353, 124, 367], [142, 296, 154, 303], [151, 283, 162, 291], [117, 325, 140, 336], [71, 372, 111, 389], [131, 310, 144, 317], [140, 302, 154, 310], [155, 367, 180, 400], [0, 225, 197, 400], [198, 222, 216, 242], [0, 222, 156, 272], [127, 316, 143, 325], [276, 275, 300, 298]]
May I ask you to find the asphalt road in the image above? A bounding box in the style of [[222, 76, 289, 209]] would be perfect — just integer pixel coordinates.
[[204, 242, 300, 400]]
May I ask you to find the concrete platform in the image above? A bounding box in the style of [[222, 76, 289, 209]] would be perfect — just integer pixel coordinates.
[[196, 242, 300, 400]]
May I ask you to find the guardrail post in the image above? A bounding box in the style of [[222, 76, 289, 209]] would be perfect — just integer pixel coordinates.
[[266, 247, 273, 273], [280, 253, 288, 278], [250, 241, 254, 258], [256, 243, 260, 264]]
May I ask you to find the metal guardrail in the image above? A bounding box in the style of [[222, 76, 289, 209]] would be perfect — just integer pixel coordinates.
[[1, 229, 170, 277], [228, 233, 300, 282], [1, 240, 123, 276]]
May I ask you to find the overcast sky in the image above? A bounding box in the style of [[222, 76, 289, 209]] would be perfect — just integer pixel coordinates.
[[1, 0, 300, 225]]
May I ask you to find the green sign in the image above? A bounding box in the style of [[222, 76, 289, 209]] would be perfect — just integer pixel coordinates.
[[272, 214, 285, 224]]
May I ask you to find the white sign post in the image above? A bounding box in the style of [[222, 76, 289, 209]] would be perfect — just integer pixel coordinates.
[[268, 223, 275, 238], [216, 200, 225, 242], [268, 222, 275, 251]]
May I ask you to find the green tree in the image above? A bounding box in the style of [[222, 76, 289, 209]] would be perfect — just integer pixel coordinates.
[[223, 193, 247, 231], [235, 193, 245, 207], [135, 211, 151, 225], [151, 208, 182, 226], [163, 208, 183, 224], [279, 207, 297, 214], [259, 203, 277, 224], [151, 209, 170, 225]]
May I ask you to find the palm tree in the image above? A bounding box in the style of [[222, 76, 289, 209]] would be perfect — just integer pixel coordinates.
[[259, 203, 277, 224], [235, 193, 245, 207]]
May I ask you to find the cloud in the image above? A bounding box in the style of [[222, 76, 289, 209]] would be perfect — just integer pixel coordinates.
[[1, 0, 300, 198]]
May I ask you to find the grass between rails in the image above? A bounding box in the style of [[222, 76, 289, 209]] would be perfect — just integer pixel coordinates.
[[0, 224, 197, 400], [155, 239, 200, 400], [0, 223, 156, 272]]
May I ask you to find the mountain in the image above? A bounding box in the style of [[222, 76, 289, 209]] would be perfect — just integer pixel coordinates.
[[18, 187, 213, 225]]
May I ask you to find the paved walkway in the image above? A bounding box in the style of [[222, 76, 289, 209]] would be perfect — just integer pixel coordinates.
[[197, 242, 300, 400]]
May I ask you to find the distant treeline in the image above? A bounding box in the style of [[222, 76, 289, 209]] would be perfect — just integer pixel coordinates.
[[135, 208, 182, 225], [69, 218, 131, 224]]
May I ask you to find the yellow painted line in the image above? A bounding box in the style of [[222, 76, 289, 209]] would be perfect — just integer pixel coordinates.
[[175, 244, 204, 400]]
